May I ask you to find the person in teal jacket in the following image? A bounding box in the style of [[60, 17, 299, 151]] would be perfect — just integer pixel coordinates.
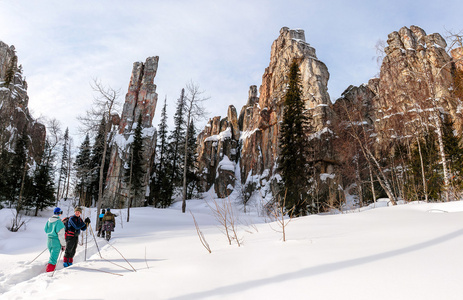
[[44, 207, 66, 272]]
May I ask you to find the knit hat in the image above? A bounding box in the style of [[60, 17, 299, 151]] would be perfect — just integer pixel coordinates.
[[106, 208, 111, 212], [53, 207, 63, 215], [74, 207, 82, 213]]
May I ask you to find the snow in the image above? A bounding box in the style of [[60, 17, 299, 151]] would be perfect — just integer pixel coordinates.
[[1, 198, 463, 299], [217, 155, 235, 173], [319, 173, 335, 181], [240, 128, 260, 141], [141, 126, 156, 139], [204, 127, 233, 142], [308, 127, 333, 140]]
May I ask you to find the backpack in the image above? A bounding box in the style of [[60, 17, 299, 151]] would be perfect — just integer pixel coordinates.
[[62, 217, 70, 230]]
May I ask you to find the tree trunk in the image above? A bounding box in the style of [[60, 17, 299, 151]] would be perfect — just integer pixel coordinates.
[[127, 149, 133, 222], [17, 159, 28, 213], [433, 114, 450, 202], [96, 116, 111, 227], [416, 137, 428, 202], [368, 161, 377, 204], [65, 141, 72, 200], [182, 115, 191, 213]]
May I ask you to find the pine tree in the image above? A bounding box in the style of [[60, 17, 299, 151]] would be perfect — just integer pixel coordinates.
[[90, 117, 110, 205], [56, 127, 69, 201], [277, 61, 311, 216], [442, 114, 463, 189], [30, 141, 55, 216], [74, 134, 92, 206], [150, 98, 174, 207], [454, 67, 463, 101], [168, 89, 186, 185], [185, 120, 199, 199], [8, 127, 30, 208], [0, 149, 10, 205], [4, 54, 17, 86], [126, 114, 146, 202]]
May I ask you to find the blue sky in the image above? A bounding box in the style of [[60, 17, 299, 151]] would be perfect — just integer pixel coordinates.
[[1, 0, 463, 143]]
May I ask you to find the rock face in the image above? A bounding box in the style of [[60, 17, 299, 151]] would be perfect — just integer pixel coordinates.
[[0, 41, 46, 163], [377, 26, 460, 138], [330, 26, 463, 205], [197, 28, 335, 200], [119, 57, 159, 133], [197, 106, 240, 197], [103, 57, 158, 208], [240, 28, 332, 192], [196, 25, 463, 207]]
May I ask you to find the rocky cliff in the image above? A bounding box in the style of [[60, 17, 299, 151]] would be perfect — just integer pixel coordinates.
[[374, 26, 461, 141], [0, 41, 46, 163], [103, 57, 158, 208], [197, 28, 336, 201], [331, 26, 463, 205], [197, 25, 463, 207]]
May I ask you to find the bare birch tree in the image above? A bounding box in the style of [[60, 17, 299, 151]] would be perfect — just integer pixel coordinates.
[[181, 82, 208, 213], [78, 79, 120, 225]]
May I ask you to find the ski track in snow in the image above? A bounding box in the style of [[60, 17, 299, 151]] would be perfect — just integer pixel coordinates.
[[2, 199, 463, 299], [0, 228, 111, 296]]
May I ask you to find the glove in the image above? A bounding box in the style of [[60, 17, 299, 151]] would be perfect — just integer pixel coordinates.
[[61, 246, 65, 251], [85, 217, 91, 224]]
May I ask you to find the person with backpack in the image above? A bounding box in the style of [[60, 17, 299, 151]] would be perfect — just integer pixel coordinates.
[[44, 207, 66, 272], [97, 209, 106, 238], [63, 207, 90, 267], [102, 208, 116, 241]]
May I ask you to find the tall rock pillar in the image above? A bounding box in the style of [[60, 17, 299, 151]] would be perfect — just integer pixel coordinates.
[[103, 57, 159, 208]]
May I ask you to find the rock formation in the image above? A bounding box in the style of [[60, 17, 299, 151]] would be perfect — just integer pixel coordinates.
[[0, 41, 46, 163], [197, 28, 336, 200], [330, 26, 463, 206], [196, 25, 463, 207], [375, 25, 461, 140], [103, 57, 158, 208]]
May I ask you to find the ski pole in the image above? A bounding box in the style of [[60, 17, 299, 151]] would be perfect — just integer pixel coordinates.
[[28, 248, 48, 264], [89, 224, 102, 258], [89, 224, 131, 271], [85, 226, 88, 261], [106, 242, 137, 272], [51, 249, 63, 277]]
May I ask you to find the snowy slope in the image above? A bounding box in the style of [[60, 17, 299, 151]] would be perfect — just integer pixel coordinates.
[[1, 198, 463, 300]]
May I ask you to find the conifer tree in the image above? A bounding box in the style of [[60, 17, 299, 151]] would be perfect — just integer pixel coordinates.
[[278, 61, 311, 216], [185, 120, 199, 199], [442, 114, 463, 189], [4, 54, 17, 86], [30, 141, 55, 216], [150, 99, 174, 207], [74, 134, 92, 206], [0, 149, 10, 205], [168, 89, 186, 185], [56, 127, 69, 201], [126, 114, 146, 203], [8, 127, 30, 208], [90, 117, 110, 205]]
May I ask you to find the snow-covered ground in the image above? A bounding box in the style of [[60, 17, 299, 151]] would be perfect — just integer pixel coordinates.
[[1, 197, 463, 300]]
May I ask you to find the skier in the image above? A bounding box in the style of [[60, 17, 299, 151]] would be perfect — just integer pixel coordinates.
[[102, 208, 116, 241], [97, 209, 106, 238], [63, 207, 90, 267], [44, 207, 66, 272]]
